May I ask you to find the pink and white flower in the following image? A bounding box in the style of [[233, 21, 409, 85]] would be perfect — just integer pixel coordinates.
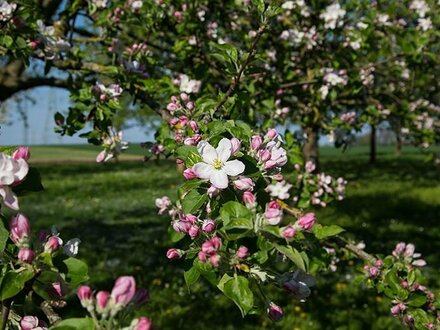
[[192, 138, 245, 189], [0, 152, 29, 210]]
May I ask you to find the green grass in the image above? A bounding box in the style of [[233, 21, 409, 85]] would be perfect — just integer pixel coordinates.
[[8, 144, 440, 329]]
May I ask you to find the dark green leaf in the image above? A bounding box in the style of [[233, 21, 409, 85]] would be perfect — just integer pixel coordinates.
[[0, 270, 35, 300], [50, 318, 94, 330]]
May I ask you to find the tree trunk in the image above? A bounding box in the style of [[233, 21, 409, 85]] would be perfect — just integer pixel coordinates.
[[395, 130, 402, 157], [303, 126, 319, 171], [370, 124, 376, 163]]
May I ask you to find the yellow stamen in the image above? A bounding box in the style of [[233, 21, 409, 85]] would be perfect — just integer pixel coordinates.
[[212, 158, 223, 169]]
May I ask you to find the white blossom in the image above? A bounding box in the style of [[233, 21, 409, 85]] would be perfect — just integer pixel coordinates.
[[193, 138, 245, 189], [320, 3, 346, 30], [0, 153, 29, 210]]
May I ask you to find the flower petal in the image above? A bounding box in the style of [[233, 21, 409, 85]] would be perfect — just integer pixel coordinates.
[[0, 186, 19, 210], [216, 138, 232, 162], [197, 141, 217, 163], [192, 162, 214, 179], [210, 170, 228, 189], [223, 160, 245, 176]]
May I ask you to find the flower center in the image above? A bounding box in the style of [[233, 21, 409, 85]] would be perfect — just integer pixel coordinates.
[[212, 158, 223, 169]]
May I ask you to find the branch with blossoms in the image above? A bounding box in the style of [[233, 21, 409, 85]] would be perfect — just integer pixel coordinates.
[[0, 147, 153, 330]]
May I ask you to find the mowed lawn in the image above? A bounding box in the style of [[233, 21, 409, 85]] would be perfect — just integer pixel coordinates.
[[7, 144, 440, 330]]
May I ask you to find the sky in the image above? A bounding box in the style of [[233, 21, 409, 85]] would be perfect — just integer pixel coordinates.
[[1, 87, 152, 146]]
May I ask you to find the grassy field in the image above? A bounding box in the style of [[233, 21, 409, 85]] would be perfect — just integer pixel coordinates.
[[7, 144, 440, 329]]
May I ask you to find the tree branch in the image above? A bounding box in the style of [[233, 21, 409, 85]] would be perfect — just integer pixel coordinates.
[[213, 24, 267, 113]]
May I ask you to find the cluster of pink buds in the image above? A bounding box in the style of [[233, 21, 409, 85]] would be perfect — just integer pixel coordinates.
[[392, 242, 426, 267], [340, 111, 357, 125], [198, 236, 222, 267], [281, 212, 316, 239], [108, 7, 125, 24], [125, 42, 147, 55], [363, 259, 384, 278], [77, 276, 151, 328], [92, 83, 123, 102], [293, 162, 347, 207], [164, 94, 201, 145], [10, 214, 35, 263], [250, 129, 288, 172]]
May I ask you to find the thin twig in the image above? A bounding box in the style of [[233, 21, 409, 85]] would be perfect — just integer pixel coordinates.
[[280, 202, 375, 262], [213, 24, 268, 113], [41, 301, 62, 325]]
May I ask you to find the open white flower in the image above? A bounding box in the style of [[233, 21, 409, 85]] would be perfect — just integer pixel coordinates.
[[193, 138, 245, 189], [0, 153, 29, 210], [265, 181, 293, 200]]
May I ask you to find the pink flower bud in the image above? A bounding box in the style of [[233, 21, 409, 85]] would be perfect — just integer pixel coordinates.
[[10, 213, 31, 246], [273, 173, 284, 181], [77, 286, 92, 307], [180, 92, 189, 102], [134, 317, 153, 330], [233, 177, 254, 191], [198, 251, 207, 262], [209, 253, 221, 267], [251, 135, 262, 151], [96, 150, 106, 163], [44, 236, 62, 253], [202, 219, 216, 233], [169, 117, 179, 126], [96, 290, 110, 312], [186, 102, 194, 110], [242, 191, 256, 205], [12, 146, 30, 161], [305, 161, 316, 173], [131, 288, 149, 305], [179, 116, 189, 126], [210, 236, 222, 250], [20, 316, 40, 330], [296, 213, 316, 231], [188, 225, 200, 238], [111, 276, 136, 306], [183, 168, 197, 180], [18, 248, 35, 263], [52, 281, 67, 298], [390, 303, 406, 316], [267, 302, 284, 322], [392, 242, 406, 256], [176, 158, 184, 165], [230, 138, 241, 155], [368, 267, 380, 277], [207, 185, 221, 197], [265, 128, 278, 140], [236, 246, 249, 259], [282, 226, 296, 238], [374, 259, 384, 268], [189, 120, 198, 131], [259, 149, 271, 162], [167, 102, 178, 112], [166, 248, 183, 260]]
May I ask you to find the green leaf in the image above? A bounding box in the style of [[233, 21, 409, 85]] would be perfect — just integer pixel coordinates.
[[181, 189, 208, 214], [221, 275, 254, 317], [53, 257, 89, 286], [175, 146, 201, 167], [0, 216, 9, 252], [274, 244, 306, 271], [50, 318, 95, 330], [184, 266, 200, 290], [385, 270, 401, 294], [220, 201, 253, 230], [313, 225, 345, 239], [407, 294, 427, 307], [0, 270, 35, 300]]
